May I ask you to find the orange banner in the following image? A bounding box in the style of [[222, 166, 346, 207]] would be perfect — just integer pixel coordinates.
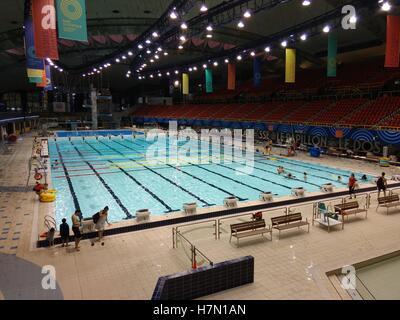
[[227, 63, 236, 90], [385, 15, 400, 68], [32, 0, 59, 60]]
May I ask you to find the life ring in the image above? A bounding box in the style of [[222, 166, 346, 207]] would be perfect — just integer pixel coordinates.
[[39, 191, 56, 202], [34, 173, 43, 180]]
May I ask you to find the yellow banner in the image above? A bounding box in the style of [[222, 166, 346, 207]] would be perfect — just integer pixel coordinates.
[[182, 73, 189, 95], [27, 68, 44, 78], [285, 48, 296, 83]]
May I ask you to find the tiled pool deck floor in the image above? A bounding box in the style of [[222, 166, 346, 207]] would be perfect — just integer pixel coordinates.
[[1, 133, 400, 300]]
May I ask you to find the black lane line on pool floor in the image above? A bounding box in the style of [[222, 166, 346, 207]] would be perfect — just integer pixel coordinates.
[[124, 138, 281, 194], [119, 139, 249, 201], [70, 141, 133, 219], [253, 157, 343, 184], [83, 141, 174, 213], [55, 142, 81, 211], [167, 165, 248, 202], [101, 139, 213, 207], [256, 154, 353, 178], [217, 159, 323, 189]]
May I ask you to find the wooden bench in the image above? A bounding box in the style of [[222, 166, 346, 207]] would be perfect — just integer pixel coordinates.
[[334, 201, 367, 223], [271, 213, 309, 239], [230, 219, 272, 246], [377, 194, 400, 215]]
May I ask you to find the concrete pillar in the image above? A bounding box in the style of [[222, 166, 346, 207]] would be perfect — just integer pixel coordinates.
[[91, 86, 98, 130]]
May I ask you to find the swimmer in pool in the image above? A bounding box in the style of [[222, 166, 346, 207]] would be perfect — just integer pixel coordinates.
[[277, 166, 285, 175], [338, 176, 343, 183], [361, 174, 368, 181], [304, 172, 308, 181], [286, 173, 295, 179]]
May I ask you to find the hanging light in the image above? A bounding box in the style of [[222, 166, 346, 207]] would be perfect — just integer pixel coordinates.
[[237, 55, 242, 60], [224, 58, 229, 63], [206, 25, 213, 32], [265, 46, 271, 52], [243, 10, 252, 18], [281, 40, 287, 47], [300, 34, 307, 41], [181, 22, 188, 30], [206, 34, 212, 38], [179, 35, 186, 42], [200, 3, 208, 12], [152, 31, 159, 38], [250, 51, 256, 57], [203, 64, 207, 69], [138, 44, 143, 49], [381, 1, 391, 11], [128, 51, 133, 56], [323, 25, 330, 33], [145, 39, 151, 44], [302, 0, 311, 6], [178, 45, 184, 50], [237, 21, 245, 28], [213, 61, 218, 67], [170, 10, 178, 19]]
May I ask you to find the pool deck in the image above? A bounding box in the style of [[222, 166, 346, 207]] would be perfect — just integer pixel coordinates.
[[1, 133, 400, 300]]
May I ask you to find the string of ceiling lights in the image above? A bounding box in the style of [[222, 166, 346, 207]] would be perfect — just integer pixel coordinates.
[[79, 0, 393, 82], [81, 0, 296, 78]]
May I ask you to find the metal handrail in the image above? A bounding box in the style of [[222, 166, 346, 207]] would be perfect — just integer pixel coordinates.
[[175, 219, 218, 240], [173, 229, 214, 268]]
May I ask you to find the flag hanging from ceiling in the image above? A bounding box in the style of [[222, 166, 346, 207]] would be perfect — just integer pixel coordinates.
[[385, 15, 400, 68], [205, 69, 213, 93], [32, 0, 59, 59], [182, 73, 189, 95], [327, 34, 337, 77], [227, 63, 236, 90], [24, 17, 45, 83], [285, 48, 296, 83], [37, 64, 53, 90], [253, 57, 262, 87], [56, 0, 88, 41]]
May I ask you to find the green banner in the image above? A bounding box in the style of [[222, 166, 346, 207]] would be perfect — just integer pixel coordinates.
[[205, 69, 213, 93], [56, 0, 88, 41], [327, 34, 337, 77]]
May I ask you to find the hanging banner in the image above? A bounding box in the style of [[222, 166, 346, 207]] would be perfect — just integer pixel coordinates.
[[205, 69, 213, 93], [227, 63, 236, 90], [36, 66, 48, 87], [32, 0, 59, 60], [385, 15, 400, 68], [253, 57, 262, 87], [285, 48, 296, 83], [182, 73, 189, 95], [56, 0, 88, 41], [36, 64, 53, 91], [24, 17, 45, 83], [327, 34, 337, 77]]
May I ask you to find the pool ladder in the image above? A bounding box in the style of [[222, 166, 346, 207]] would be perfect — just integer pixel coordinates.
[[44, 215, 57, 231]]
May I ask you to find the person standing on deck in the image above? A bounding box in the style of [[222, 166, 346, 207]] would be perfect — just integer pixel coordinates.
[[348, 174, 357, 199]]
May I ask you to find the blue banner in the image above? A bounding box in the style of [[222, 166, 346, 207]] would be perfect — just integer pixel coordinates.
[[45, 64, 53, 91], [24, 17, 44, 83], [253, 57, 262, 87]]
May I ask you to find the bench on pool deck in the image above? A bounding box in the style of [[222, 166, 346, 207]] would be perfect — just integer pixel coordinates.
[[377, 194, 400, 215], [230, 219, 272, 246], [271, 213, 309, 239], [334, 201, 367, 223]]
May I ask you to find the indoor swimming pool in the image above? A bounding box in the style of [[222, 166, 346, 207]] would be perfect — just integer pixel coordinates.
[[48, 135, 373, 224]]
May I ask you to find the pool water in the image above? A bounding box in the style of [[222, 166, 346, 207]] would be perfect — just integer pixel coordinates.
[[49, 135, 371, 224]]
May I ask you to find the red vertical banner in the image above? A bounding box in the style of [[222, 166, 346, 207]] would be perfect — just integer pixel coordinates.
[[227, 63, 236, 90], [32, 0, 59, 60], [385, 15, 400, 68]]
